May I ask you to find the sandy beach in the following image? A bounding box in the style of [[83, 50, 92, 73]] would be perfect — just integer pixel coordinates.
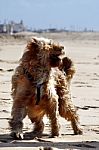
[[0, 32, 99, 149]]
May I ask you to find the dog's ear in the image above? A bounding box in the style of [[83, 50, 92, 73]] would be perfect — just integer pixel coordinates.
[[27, 38, 40, 51], [31, 38, 38, 44], [21, 38, 40, 62]]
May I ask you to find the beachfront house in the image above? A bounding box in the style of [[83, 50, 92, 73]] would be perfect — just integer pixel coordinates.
[[0, 20, 26, 34]]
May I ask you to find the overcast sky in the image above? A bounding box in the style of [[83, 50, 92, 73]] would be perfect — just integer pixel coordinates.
[[0, 0, 99, 30]]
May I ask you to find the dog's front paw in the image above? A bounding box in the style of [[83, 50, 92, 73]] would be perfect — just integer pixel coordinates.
[[51, 132, 59, 138], [10, 132, 23, 140], [74, 128, 83, 135]]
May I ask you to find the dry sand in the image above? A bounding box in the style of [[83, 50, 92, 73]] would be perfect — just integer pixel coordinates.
[[0, 32, 99, 149]]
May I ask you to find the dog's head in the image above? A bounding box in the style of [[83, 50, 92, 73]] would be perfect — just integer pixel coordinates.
[[24, 37, 65, 68], [48, 43, 64, 67]]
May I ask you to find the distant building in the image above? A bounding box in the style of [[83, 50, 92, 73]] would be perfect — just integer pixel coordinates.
[[0, 24, 6, 33], [0, 20, 26, 34]]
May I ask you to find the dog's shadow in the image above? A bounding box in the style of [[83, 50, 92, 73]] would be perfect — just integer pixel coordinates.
[[0, 131, 75, 142], [0, 133, 13, 143], [24, 131, 49, 140], [0, 132, 50, 143], [0, 133, 98, 149]]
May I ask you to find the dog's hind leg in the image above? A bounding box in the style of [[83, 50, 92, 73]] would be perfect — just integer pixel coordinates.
[[58, 96, 82, 135], [57, 75, 83, 135], [9, 97, 27, 139], [46, 99, 59, 137], [27, 105, 45, 137], [32, 119, 44, 136]]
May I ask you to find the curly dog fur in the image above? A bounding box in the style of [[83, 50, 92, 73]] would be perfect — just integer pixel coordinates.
[[9, 37, 82, 139]]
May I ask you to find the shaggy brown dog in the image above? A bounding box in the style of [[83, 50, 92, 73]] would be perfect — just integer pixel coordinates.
[[9, 37, 82, 139]]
